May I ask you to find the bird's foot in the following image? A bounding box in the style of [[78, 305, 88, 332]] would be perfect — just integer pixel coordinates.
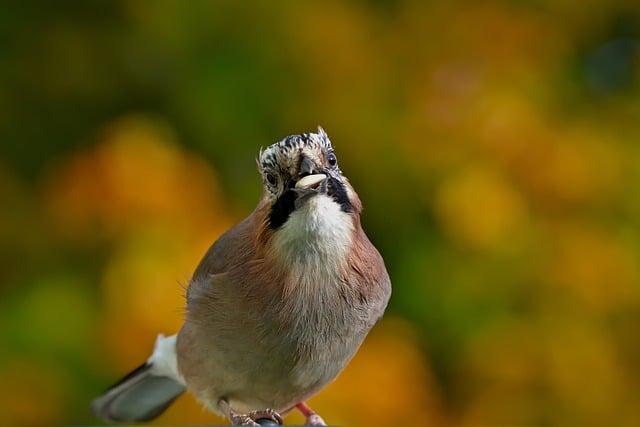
[[233, 408, 282, 426], [305, 413, 327, 426], [220, 398, 282, 426], [230, 413, 261, 426], [295, 402, 326, 426]]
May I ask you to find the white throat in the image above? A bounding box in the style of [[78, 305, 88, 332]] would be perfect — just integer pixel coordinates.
[[272, 194, 354, 272]]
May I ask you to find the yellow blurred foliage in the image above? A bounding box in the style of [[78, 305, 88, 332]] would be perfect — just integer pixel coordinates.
[[434, 166, 529, 251], [0, 359, 68, 427], [43, 115, 230, 238], [459, 318, 639, 426], [154, 393, 225, 425], [546, 223, 637, 311], [101, 230, 192, 369]]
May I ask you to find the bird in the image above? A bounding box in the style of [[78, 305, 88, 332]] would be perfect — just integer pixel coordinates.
[[91, 127, 392, 426]]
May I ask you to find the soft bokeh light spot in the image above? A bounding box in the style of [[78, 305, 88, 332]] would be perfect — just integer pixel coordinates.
[[434, 166, 529, 251], [546, 224, 637, 310], [44, 115, 230, 238]]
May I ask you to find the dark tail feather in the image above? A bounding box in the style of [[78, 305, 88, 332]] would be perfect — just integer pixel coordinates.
[[91, 362, 186, 422]]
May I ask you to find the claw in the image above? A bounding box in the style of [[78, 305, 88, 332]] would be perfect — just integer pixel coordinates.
[[220, 399, 283, 427], [249, 408, 283, 425], [230, 414, 260, 427], [305, 413, 327, 426]]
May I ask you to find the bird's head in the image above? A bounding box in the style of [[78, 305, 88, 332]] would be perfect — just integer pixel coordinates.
[[257, 127, 361, 232]]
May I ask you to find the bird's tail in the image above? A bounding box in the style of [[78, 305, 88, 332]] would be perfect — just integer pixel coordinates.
[[91, 334, 186, 422]]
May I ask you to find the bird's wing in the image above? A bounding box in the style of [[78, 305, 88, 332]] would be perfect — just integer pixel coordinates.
[[91, 335, 186, 422], [191, 214, 257, 280]]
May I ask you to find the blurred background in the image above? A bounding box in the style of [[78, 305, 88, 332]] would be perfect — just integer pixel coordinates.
[[1, 1, 640, 426]]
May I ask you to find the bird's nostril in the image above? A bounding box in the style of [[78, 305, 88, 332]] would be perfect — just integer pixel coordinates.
[[299, 156, 316, 177]]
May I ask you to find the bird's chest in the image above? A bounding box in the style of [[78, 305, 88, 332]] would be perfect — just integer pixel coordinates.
[[262, 196, 367, 390], [261, 265, 367, 393]]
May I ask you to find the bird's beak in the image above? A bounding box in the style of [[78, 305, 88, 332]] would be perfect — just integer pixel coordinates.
[[295, 173, 327, 191], [293, 173, 327, 207]]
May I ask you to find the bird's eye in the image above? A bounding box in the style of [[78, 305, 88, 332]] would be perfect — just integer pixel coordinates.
[[266, 173, 277, 186], [327, 152, 338, 167]]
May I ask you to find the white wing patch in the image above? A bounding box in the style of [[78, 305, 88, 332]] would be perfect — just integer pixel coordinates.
[[147, 334, 185, 384]]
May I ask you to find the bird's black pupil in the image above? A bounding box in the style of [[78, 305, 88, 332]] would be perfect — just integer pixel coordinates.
[[267, 173, 277, 185], [328, 153, 337, 166]]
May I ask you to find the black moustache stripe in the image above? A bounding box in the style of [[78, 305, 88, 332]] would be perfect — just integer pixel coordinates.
[[268, 177, 353, 229], [327, 177, 353, 213], [269, 189, 296, 229]]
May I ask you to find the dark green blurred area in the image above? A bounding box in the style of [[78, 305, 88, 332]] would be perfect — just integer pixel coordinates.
[[1, 1, 640, 426]]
